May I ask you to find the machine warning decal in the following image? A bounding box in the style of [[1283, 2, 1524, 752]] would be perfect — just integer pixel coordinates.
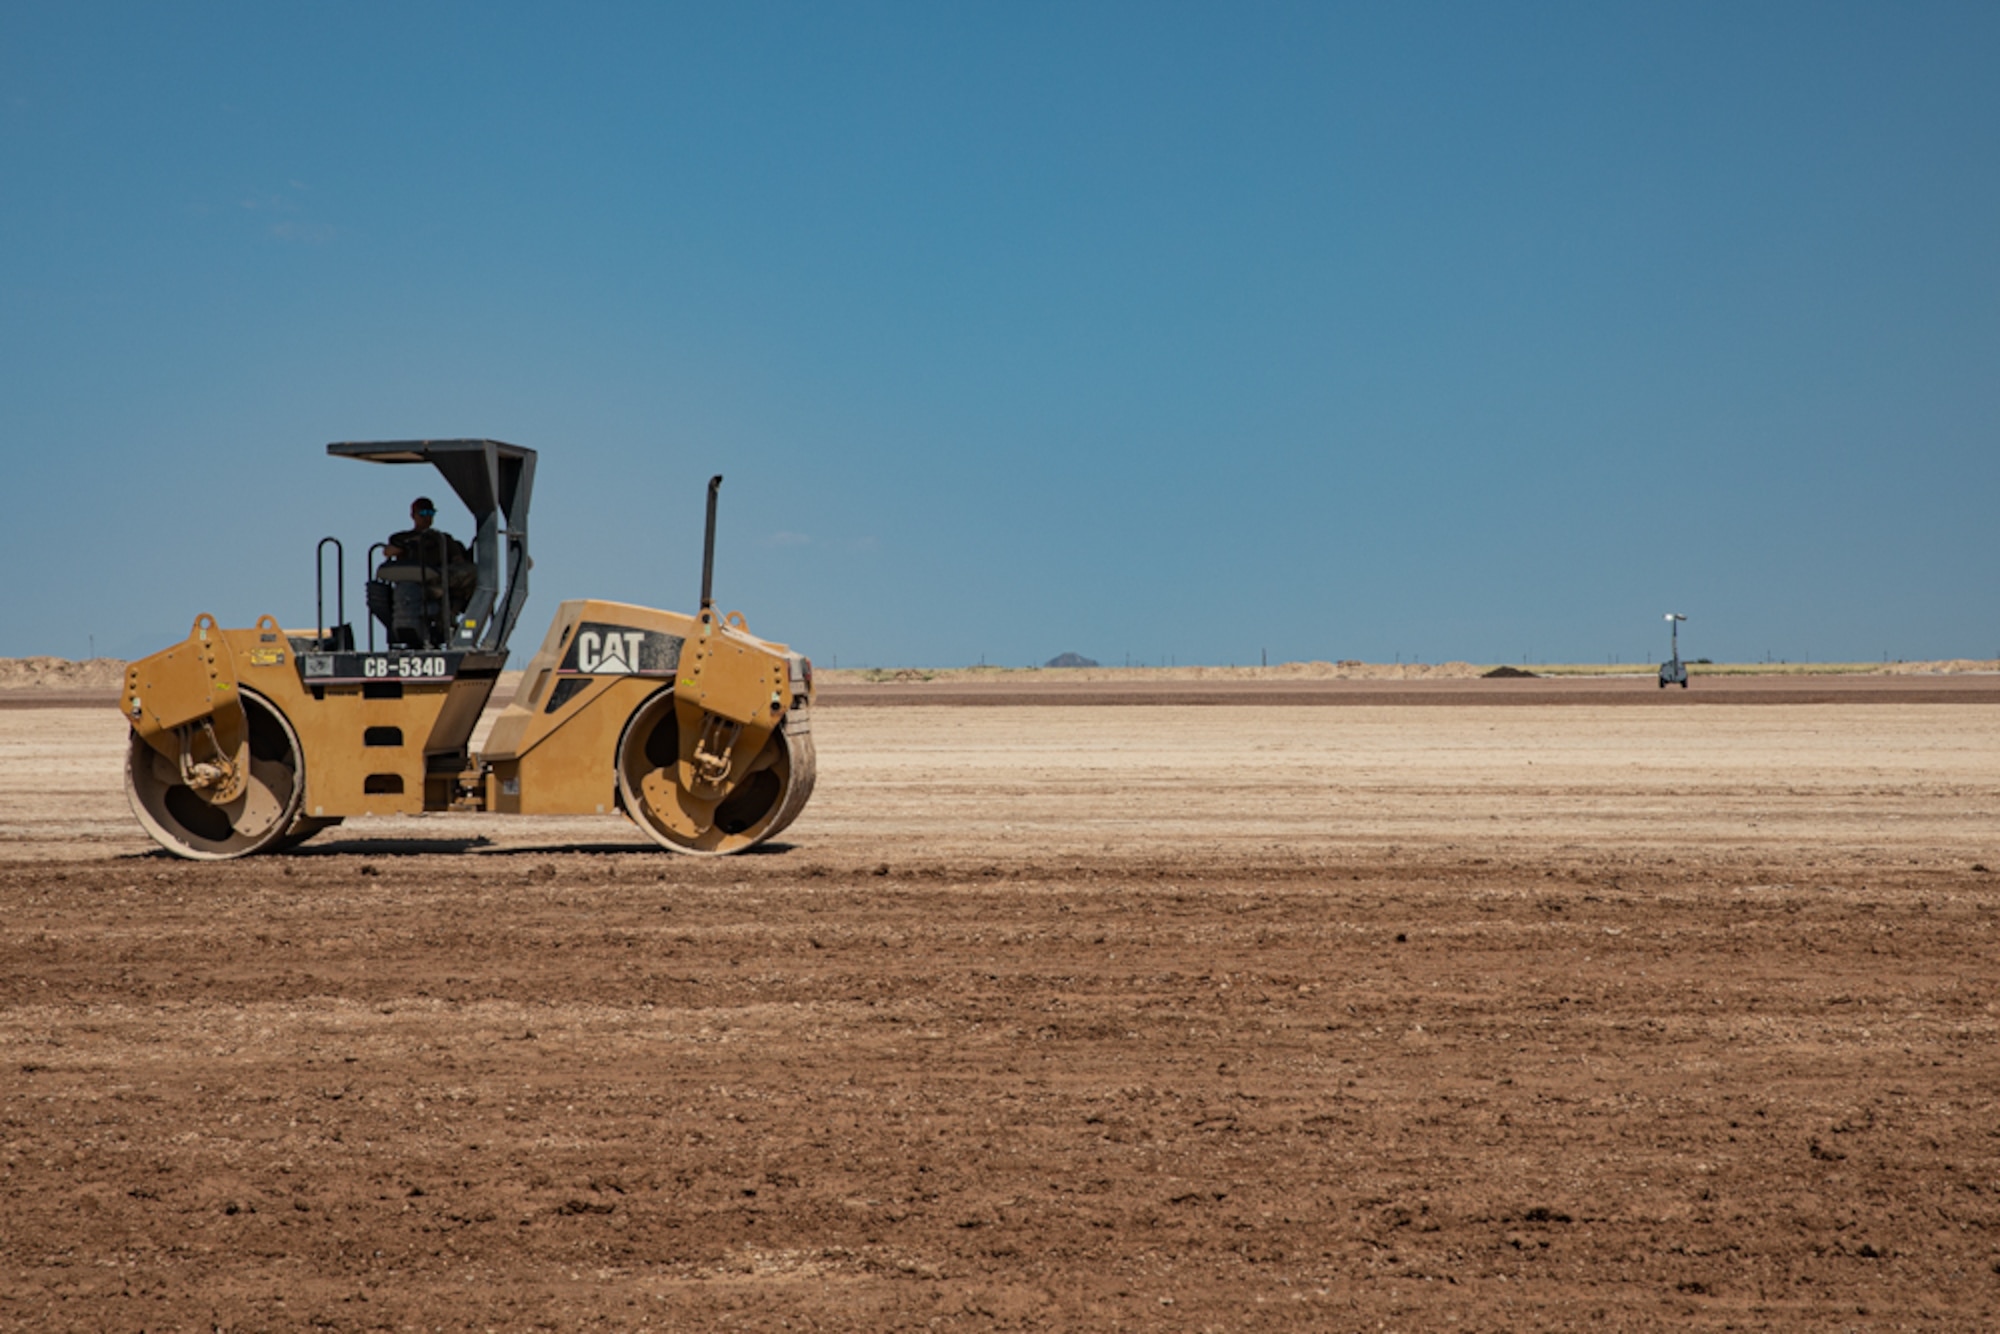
[[247, 648, 286, 666], [559, 623, 682, 676]]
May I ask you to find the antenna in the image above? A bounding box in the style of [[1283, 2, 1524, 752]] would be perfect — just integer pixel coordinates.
[[700, 475, 723, 612]]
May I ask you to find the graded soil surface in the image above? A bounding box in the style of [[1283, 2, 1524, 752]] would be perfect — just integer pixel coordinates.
[[3, 696, 1998, 1329]]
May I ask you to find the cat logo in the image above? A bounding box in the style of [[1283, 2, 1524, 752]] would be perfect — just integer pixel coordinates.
[[577, 630, 644, 675], [559, 622, 683, 677]]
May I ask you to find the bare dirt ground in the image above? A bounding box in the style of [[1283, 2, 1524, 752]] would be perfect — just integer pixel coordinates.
[[3, 690, 1999, 1330]]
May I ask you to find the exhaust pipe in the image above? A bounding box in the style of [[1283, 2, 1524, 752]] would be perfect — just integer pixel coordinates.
[[700, 474, 722, 612]]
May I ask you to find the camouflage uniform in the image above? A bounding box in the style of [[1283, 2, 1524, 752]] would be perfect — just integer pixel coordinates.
[[385, 527, 477, 601]]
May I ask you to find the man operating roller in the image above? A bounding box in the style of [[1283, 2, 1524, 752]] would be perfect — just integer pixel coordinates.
[[375, 496, 476, 645], [384, 496, 472, 581]]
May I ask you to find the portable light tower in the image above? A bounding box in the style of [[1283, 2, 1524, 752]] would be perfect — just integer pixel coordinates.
[[1659, 613, 1689, 689]]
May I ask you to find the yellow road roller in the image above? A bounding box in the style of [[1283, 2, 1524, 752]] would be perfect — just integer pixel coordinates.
[[121, 440, 816, 858]]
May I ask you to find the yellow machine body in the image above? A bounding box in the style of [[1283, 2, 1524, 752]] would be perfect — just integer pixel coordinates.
[[122, 442, 815, 860], [127, 618, 499, 818], [482, 598, 799, 823], [122, 602, 814, 859]]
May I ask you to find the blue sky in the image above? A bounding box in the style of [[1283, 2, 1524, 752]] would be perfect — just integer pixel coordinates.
[[4, 2, 1996, 666]]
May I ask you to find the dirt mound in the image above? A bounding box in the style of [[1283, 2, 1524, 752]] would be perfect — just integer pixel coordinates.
[[1883, 658, 2000, 675], [1483, 665, 1539, 679], [1284, 659, 1488, 680], [0, 657, 127, 690], [831, 660, 1496, 685], [1044, 652, 1099, 668]]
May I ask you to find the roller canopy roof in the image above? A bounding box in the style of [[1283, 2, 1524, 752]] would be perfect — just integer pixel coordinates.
[[327, 439, 535, 525]]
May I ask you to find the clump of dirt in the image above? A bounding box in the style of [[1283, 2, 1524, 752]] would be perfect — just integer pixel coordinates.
[[0, 657, 127, 689], [1483, 665, 1539, 679]]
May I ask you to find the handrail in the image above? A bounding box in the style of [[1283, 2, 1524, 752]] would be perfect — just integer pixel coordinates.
[[365, 543, 386, 651], [315, 537, 344, 650]]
